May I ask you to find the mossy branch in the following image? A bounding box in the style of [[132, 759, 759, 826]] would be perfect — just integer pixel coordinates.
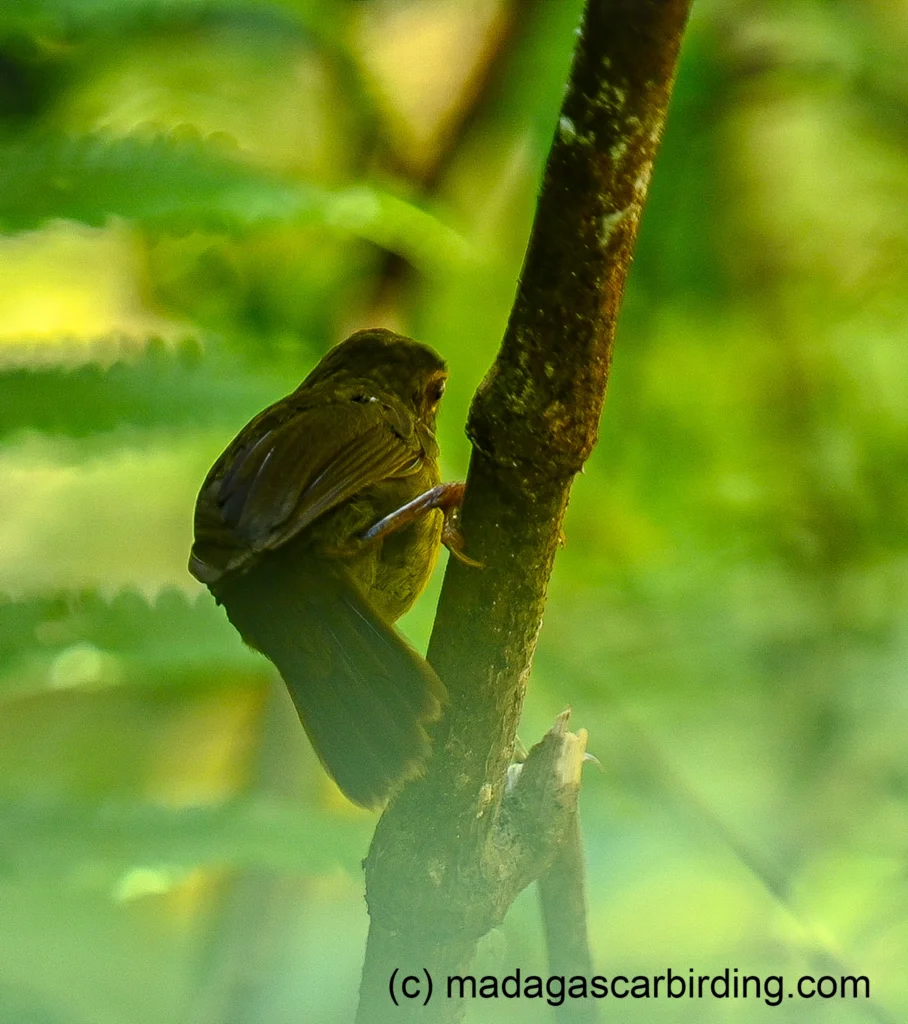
[[356, 2, 693, 1022]]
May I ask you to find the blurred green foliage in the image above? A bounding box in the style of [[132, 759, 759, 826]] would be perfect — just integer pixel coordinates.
[[1, 0, 907, 1022]]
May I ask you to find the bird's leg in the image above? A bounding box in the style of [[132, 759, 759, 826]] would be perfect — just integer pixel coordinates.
[[360, 482, 482, 567]]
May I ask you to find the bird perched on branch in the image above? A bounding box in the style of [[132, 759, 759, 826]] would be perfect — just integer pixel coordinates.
[[189, 328, 475, 808]]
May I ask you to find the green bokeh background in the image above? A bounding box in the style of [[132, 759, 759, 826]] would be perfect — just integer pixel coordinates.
[[1, 1, 906, 1022]]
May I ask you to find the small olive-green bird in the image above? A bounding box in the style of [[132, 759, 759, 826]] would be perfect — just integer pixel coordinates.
[[189, 328, 471, 808]]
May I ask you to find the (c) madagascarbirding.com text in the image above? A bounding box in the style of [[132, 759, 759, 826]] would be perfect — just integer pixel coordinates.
[[387, 966, 871, 1008]]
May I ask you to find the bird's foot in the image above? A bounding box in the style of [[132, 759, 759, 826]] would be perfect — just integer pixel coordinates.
[[441, 505, 483, 568]]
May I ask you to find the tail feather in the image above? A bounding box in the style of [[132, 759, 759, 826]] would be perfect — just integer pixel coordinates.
[[214, 556, 445, 807]]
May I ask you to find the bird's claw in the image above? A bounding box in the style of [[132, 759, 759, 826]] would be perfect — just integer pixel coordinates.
[[442, 509, 483, 568]]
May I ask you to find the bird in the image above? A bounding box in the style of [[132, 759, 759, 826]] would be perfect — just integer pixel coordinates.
[[189, 328, 474, 808]]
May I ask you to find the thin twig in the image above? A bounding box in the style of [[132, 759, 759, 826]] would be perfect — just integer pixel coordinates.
[[538, 810, 596, 1024]]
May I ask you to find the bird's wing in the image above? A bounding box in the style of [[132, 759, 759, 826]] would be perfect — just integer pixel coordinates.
[[191, 397, 423, 583]]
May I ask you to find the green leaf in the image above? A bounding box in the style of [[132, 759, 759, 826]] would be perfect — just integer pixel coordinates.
[[0, 430, 220, 598], [0, 341, 283, 439], [0, 132, 297, 230], [0, 0, 342, 43], [0, 588, 263, 702], [0, 132, 470, 273]]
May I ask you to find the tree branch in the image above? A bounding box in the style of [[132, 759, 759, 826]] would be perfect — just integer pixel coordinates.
[[356, 2, 693, 1021]]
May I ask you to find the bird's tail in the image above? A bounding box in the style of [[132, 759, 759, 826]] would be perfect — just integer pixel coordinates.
[[214, 556, 445, 808]]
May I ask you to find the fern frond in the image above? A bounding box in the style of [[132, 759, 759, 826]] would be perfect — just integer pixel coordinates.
[[0, 0, 341, 43], [0, 430, 223, 598], [0, 342, 282, 439], [0, 586, 264, 702], [0, 132, 470, 272]]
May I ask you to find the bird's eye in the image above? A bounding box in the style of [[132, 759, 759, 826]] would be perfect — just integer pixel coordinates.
[[427, 378, 446, 404]]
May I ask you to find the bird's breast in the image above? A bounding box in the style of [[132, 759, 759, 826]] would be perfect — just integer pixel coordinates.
[[348, 463, 443, 623]]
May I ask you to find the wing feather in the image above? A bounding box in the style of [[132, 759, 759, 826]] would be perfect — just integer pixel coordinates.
[[191, 397, 424, 582]]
